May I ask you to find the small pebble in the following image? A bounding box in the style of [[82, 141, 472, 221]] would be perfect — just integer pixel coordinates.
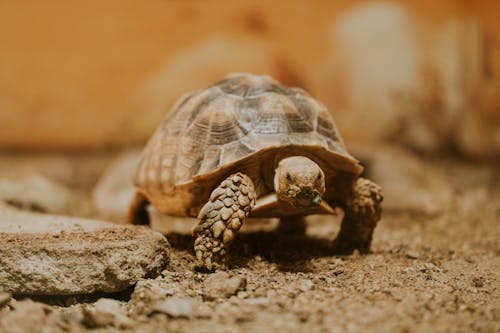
[[405, 251, 420, 259], [82, 298, 132, 328], [152, 297, 199, 318], [299, 279, 314, 292], [237, 291, 249, 299]]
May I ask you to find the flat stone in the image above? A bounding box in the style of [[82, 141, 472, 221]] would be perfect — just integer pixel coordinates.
[[0, 204, 169, 295]]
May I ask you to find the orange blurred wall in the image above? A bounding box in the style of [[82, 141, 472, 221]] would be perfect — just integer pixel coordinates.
[[0, 0, 498, 157]]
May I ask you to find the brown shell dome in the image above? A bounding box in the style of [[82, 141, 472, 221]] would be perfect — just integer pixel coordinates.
[[133, 73, 362, 216]]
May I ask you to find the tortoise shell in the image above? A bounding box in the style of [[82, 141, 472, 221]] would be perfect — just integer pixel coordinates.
[[133, 73, 363, 217]]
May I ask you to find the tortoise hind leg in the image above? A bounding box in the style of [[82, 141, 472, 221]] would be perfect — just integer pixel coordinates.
[[193, 173, 256, 271], [127, 192, 151, 225], [333, 178, 383, 254]]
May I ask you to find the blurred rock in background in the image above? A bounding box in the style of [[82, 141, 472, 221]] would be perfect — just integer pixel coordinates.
[[0, 0, 498, 159]]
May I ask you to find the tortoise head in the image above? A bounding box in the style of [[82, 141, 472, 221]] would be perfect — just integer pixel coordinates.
[[274, 156, 326, 208]]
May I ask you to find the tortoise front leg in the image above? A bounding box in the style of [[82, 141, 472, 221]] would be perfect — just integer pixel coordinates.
[[333, 178, 383, 254], [193, 173, 256, 271]]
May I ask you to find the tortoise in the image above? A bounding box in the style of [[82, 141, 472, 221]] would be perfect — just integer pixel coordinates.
[[128, 73, 383, 270]]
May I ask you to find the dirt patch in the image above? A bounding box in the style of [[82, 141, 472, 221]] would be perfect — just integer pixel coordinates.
[[0, 152, 499, 332]]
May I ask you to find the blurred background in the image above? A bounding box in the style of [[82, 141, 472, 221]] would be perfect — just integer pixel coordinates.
[[1, 0, 499, 223], [1, 0, 499, 159], [1, 4, 499, 329]]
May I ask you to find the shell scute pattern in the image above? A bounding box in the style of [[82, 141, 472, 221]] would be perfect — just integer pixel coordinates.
[[134, 74, 357, 202]]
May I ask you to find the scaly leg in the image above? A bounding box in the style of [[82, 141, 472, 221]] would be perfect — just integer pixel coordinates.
[[333, 178, 383, 254], [193, 173, 256, 270]]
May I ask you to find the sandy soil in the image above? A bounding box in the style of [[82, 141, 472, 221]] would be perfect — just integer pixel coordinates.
[[0, 150, 499, 333]]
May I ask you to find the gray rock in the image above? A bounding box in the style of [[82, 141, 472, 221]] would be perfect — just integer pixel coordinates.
[[203, 271, 246, 300], [0, 204, 169, 295]]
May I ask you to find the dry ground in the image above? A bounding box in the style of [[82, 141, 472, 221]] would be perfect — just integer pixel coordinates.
[[0, 150, 499, 333]]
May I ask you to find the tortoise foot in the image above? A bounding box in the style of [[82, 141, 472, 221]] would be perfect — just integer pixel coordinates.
[[193, 173, 255, 271], [333, 178, 383, 255]]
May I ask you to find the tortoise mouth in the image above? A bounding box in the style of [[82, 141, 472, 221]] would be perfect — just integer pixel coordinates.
[[286, 186, 322, 207]]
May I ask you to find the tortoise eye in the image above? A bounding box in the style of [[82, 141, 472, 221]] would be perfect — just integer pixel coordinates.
[[286, 173, 292, 181], [317, 173, 322, 181]]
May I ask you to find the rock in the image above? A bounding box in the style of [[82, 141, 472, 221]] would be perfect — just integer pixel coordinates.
[[203, 272, 247, 300], [0, 174, 75, 214], [130, 278, 187, 317], [92, 150, 141, 222], [151, 297, 200, 318], [405, 251, 420, 259], [82, 298, 133, 328], [0, 204, 169, 295], [130, 278, 177, 316], [299, 279, 314, 292], [0, 299, 53, 333]]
